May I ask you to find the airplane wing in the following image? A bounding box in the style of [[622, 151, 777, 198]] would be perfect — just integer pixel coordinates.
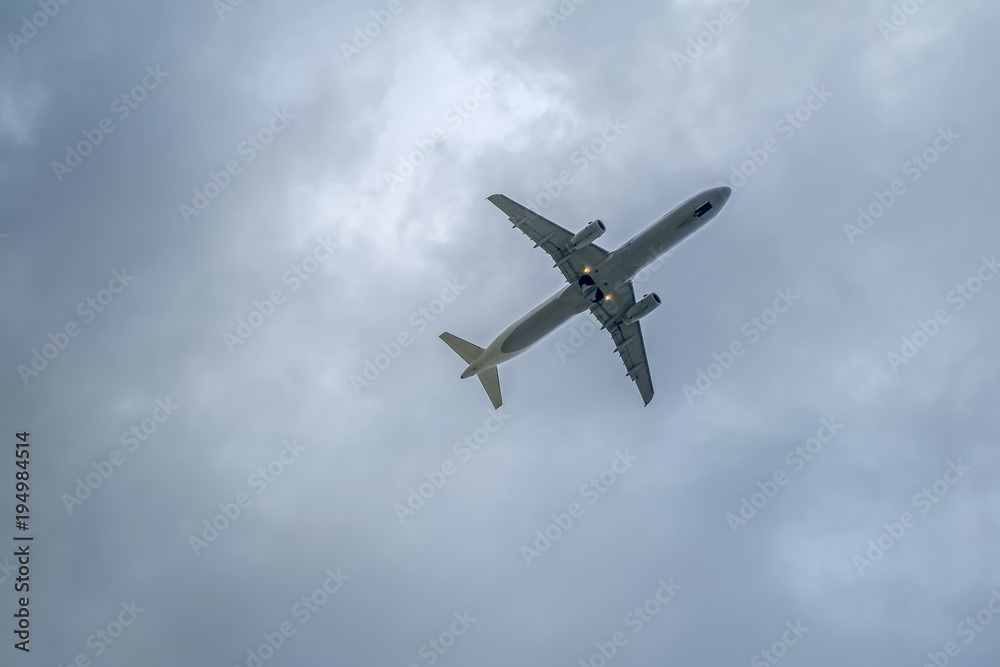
[[487, 194, 610, 285], [589, 281, 655, 406]]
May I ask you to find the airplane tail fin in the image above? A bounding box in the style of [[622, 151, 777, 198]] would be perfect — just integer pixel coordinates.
[[439, 332, 503, 409], [439, 332, 483, 364]]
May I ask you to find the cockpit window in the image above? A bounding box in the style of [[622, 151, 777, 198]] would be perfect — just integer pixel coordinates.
[[694, 201, 713, 217]]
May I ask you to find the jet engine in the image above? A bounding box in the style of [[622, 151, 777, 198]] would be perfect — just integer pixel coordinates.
[[622, 293, 661, 325], [567, 219, 606, 251]]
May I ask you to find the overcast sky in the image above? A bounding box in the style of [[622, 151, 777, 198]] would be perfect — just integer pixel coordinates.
[[2, 0, 999, 665]]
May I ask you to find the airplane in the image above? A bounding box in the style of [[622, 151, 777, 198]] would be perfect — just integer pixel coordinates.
[[440, 185, 732, 408]]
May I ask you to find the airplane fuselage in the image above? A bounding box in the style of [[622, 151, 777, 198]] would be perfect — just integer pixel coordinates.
[[461, 186, 732, 379]]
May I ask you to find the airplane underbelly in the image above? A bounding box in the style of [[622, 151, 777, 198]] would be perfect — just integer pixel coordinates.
[[617, 210, 710, 275], [499, 288, 589, 354]]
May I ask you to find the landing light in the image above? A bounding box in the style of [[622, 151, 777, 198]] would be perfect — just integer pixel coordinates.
[[604, 295, 612, 301], [584, 267, 590, 274]]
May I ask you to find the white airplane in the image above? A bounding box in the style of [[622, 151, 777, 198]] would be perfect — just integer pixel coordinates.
[[441, 186, 732, 407]]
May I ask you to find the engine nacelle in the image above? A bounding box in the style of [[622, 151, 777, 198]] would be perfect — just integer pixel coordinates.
[[622, 293, 661, 325], [567, 219, 606, 251]]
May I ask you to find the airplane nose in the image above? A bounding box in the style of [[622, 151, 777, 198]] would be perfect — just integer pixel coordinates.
[[719, 185, 732, 203]]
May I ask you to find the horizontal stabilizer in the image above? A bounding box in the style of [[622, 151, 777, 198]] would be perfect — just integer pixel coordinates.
[[478, 367, 502, 409], [439, 332, 483, 364]]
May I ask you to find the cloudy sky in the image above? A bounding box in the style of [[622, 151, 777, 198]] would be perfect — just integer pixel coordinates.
[[2, 0, 999, 665]]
